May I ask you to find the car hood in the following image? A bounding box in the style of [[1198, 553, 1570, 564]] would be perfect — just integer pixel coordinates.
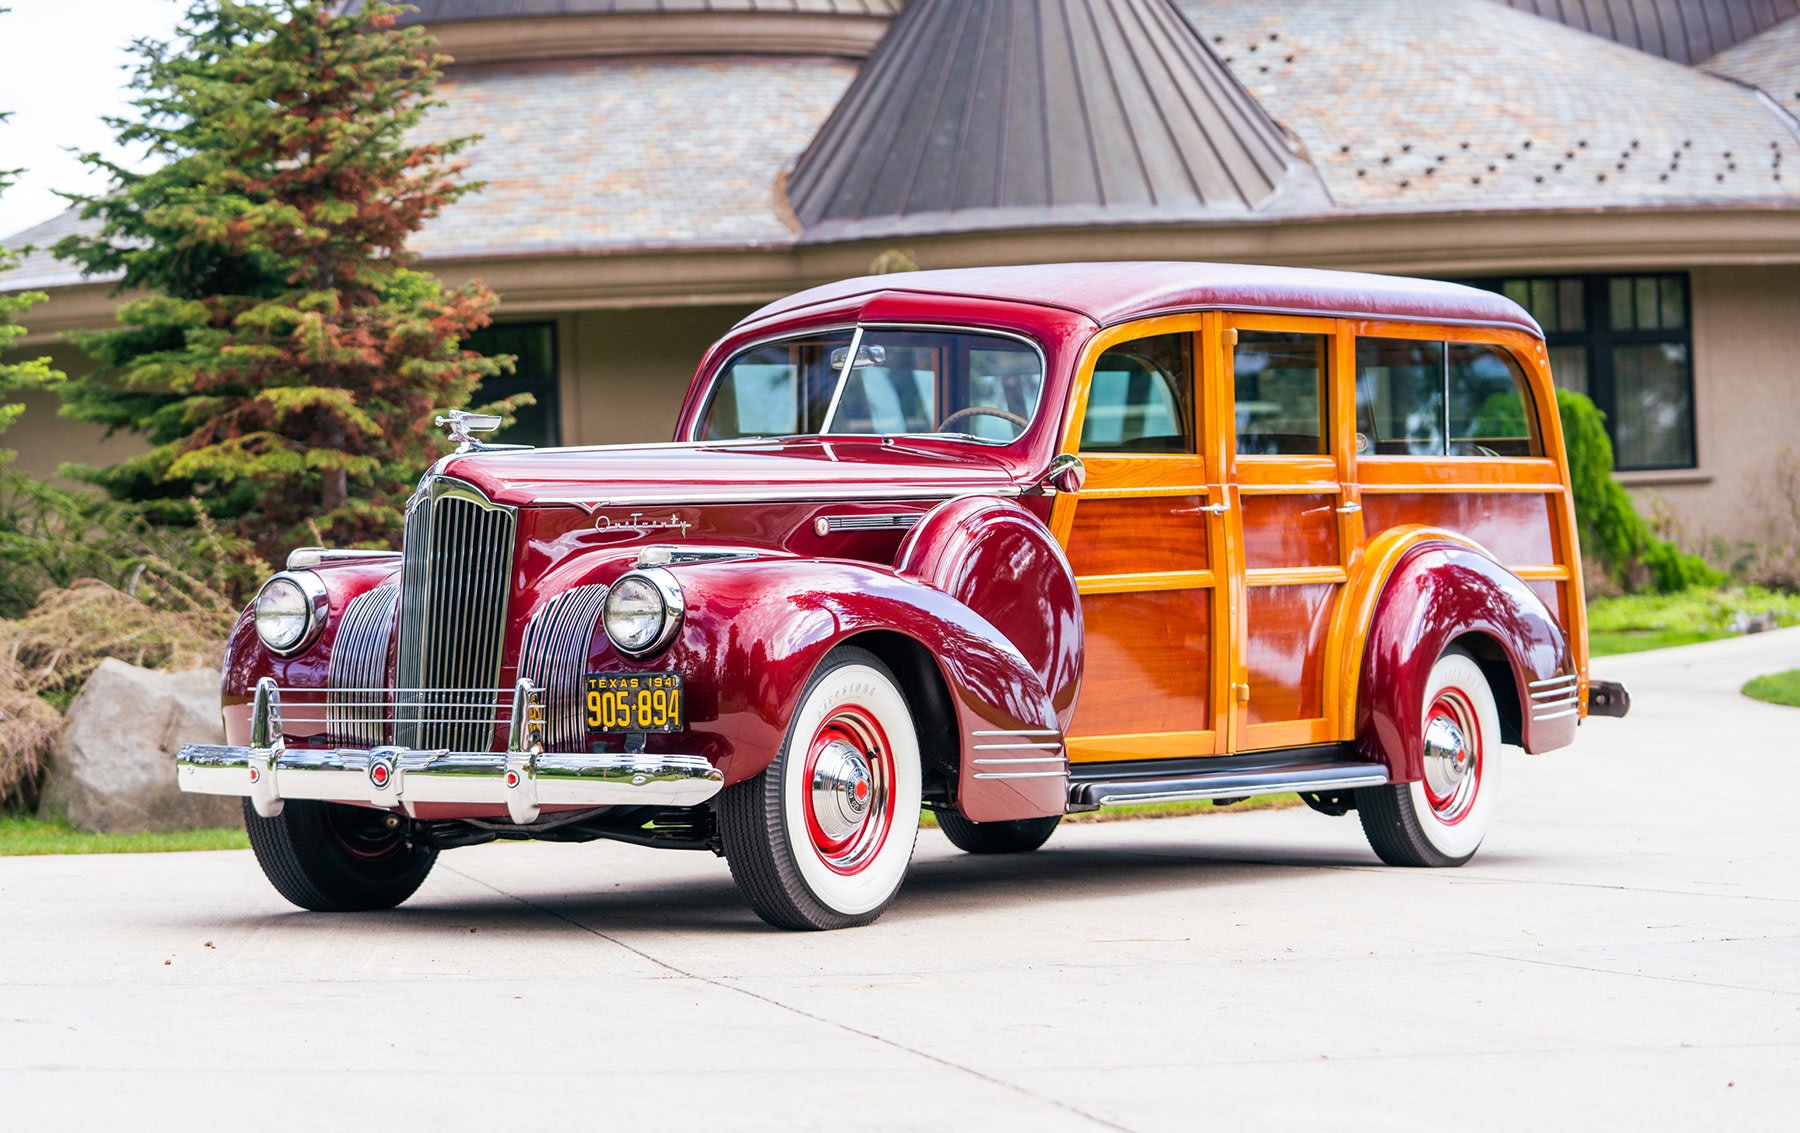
[[434, 438, 1022, 508]]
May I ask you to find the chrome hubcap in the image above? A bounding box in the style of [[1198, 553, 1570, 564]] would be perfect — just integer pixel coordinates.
[[810, 739, 874, 843], [1421, 693, 1481, 823]]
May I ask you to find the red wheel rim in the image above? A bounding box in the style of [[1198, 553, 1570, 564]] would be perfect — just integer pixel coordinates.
[[1421, 688, 1482, 824], [800, 703, 896, 875]]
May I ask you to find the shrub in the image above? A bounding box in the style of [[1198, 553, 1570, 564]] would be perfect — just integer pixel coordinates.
[[1558, 389, 1717, 593]]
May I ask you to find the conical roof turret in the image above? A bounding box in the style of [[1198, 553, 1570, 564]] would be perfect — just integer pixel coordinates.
[[786, 0, 1328, 242]]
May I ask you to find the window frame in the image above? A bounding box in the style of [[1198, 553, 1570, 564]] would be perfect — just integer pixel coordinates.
[[1457, 273, 1696, 472]]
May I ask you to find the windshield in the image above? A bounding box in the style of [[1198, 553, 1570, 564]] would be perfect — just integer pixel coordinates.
[[698, 326, 1044, 444]]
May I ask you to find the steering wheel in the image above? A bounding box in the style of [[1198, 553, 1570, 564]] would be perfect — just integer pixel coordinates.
[[936, 405, 1029, 432]]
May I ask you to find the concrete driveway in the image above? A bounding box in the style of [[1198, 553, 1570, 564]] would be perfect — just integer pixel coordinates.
[[4, 630, 1798, 1131]]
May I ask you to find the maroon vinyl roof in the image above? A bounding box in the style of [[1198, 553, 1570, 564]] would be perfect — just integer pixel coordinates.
[[743, 262, 1543, 335]]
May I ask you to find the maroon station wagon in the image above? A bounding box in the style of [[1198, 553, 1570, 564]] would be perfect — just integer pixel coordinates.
[[179, 262, 1629, 930]]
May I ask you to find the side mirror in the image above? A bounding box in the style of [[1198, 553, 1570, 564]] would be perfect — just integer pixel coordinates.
[[1037, 453, 1086, 495]]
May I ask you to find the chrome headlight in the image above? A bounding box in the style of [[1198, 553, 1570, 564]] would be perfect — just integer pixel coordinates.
[[603, 569, 683, 657], [253, 571, 329, 656]]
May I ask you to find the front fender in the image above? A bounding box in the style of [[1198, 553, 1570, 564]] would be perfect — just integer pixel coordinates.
[[1352, 536, 1573, 784], [623, 558, 1062, 820]]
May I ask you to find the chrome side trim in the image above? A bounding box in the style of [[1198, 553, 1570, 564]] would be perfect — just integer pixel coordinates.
[[286, 547, 404, 571], [533, 483, 1023, 507], [972, 741, 1064, 750], [973, 756, 1066, 765], [1528, 674, 1578, 690], [1070, 759, 1389, 808], [1531, 707, 1580, 721], [972, 770, 1067, 780], [971, 728, 1061, 737], [820, 513, 924, 532]]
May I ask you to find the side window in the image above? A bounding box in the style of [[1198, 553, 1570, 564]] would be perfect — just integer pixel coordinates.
[[1080, 333, 1194, 454], [1449, 344, 1539, 457], [1234, 331, 1328, 455], [1355, 338, 1445, 455], [699, 334, 850, 440]]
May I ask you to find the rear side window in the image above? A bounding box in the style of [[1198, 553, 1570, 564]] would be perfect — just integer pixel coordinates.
[[1235, 331, 1328, 455], [1449, 344, 1538, 456], [1080, 333, 1194, 454], [1356, 339, 1539, 457]]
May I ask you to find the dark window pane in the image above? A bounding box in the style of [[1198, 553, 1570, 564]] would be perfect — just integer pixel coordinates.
[[1081, 333, 1193, 453], [1530, 279, 1556, 330], [1548, 345, 1589, 396], [1612, 343, 1693, 468], [465, 322, 558, 447], [1610, 277, 1634, 330], [1356, 338, 1445, 456], [1635, 277, 1659, 330], [1659, 276, 1685, 328], [1449, 344, 1538, 457], [1502, 279, 1530, 311], [1558, 279, 1585, 331], [1235, 331, 1327, 456]]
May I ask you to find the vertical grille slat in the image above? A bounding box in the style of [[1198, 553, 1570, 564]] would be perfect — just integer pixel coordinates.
[[327, 584, 399, 747], [519, 584, 608, 753], [394, 477, 518, 752]]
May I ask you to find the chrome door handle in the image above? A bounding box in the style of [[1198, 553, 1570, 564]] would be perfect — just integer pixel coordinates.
[[1336, 503, 1362, 514], [1198, 503, 1230, 514]]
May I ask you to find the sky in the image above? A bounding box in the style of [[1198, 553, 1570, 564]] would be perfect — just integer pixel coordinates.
[[0, 0, 187, 239]]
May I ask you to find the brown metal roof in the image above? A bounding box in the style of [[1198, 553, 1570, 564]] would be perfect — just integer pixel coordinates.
[[338, 0, 901, 21], [1491, 0, 1800, 64], [783, 0, 1329, 243]]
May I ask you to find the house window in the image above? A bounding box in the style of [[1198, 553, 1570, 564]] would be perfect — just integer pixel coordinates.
[[1460, 274, 1694, 471], [464, 321, 560, 447]]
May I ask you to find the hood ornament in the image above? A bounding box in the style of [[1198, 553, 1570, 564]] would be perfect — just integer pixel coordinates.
[[435, 409, 508, 453]]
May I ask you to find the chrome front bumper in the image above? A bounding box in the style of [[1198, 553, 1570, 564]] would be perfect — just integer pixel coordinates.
[[176, 678, 723, 824]]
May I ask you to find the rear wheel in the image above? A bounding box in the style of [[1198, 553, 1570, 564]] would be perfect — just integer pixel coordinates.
[[717, 646, 922, 930], [1356, 648, 1500, 867], [242, 798, 438, 911], [935, 809, 1060, 854]]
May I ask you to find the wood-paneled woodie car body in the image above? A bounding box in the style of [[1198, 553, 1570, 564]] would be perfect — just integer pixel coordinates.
[[179, 262, 1629, 929]]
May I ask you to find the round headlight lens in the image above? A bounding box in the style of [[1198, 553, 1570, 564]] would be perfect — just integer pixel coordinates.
[[255, 577, 312, 652], [604, 575, 667, 654]]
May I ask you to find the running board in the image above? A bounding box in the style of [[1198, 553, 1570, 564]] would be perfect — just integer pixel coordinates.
[[1067, 747, 1389, 809]]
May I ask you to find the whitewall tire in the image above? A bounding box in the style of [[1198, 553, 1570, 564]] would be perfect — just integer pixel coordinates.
[[718, 646, 922, 930], [1356, 648, 1501, 867]]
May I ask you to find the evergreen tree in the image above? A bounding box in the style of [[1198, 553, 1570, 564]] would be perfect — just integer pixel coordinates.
[[0, 17, 66, 449], [54, 0, 518, 556]]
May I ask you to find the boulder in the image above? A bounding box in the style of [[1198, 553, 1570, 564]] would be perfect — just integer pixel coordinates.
[[39, 658, 240, 833]]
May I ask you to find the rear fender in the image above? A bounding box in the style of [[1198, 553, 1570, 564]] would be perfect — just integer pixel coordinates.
[[1343, 529, 1574, 783], [629, 558, 1062, 820]]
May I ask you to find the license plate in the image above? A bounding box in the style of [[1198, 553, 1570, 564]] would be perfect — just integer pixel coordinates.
[[586, 672, 684, 733]]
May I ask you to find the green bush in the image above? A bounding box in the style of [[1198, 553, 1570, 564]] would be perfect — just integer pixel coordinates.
[[1558, 390, 1717, 593]]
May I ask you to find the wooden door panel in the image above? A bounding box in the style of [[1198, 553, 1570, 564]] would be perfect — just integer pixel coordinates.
[[1066, 495, 1212, 576], [1067, 589, 1211, 746], [1240, 494, 1340, 570], [1360, 491, 1557, 566], [1243, 584, 1334, 726]]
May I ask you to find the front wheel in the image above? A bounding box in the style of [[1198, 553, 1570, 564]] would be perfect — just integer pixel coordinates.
[[717, 646, 922, 930], [936, 809, 1060, 854], [1355, 648, 1500, 867], [242, 798, 438, 911]]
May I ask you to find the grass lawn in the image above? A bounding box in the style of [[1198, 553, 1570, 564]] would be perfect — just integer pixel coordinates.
[[1743, 669, 1800, 708], [1586, 586, 1800, 656], [0, 815, 248, 856]]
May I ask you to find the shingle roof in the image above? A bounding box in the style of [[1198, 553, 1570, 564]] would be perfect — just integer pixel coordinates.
[[339, 0, 900, 19], [415, 57, 853, 257], [1706, 14, 1800, 117], [1176, 0, 1800, 212], [0, 210, 112, 293], [1489, 0, 1798, 64], [785, 0, 1329, 243]]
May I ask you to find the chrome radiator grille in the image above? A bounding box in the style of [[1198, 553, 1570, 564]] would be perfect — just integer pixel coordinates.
[[394, 478, 519, 751], [518, 584, 608, 753], [326, 584, 399, 747]]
